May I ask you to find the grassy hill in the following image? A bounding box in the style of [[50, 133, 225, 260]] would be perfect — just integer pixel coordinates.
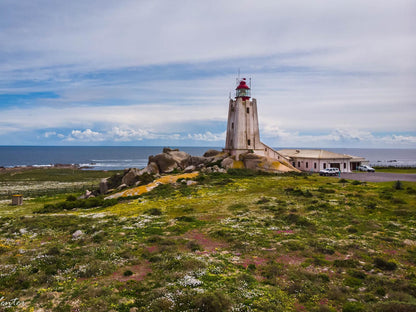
[[0, 169, 415, 311]]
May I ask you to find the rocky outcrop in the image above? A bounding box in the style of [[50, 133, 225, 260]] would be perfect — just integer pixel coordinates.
[[103, 147, 298, 193]]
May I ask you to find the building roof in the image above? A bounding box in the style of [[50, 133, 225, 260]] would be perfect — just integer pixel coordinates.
[[278, 149, 353, 160]]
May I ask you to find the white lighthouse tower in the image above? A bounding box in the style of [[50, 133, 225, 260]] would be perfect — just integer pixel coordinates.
[[224, 77, 292, 165]]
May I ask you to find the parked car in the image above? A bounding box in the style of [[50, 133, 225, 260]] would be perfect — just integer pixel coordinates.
[[358, 165, 375, 172], [319, 168, 340, 176]]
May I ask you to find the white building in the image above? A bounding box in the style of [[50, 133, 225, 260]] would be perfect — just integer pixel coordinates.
[[278, 149, 367, 173]]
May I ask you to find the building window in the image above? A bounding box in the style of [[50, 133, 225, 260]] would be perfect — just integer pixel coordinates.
[[246, 107, 250, 114], [298, 162, 300, 167], [292, 162, 295, 167], [314, 162, 317, 169], [306, 162, 308, 169], [247, 139, 251, 146], [344, 163, 346, 169], [323, 163, 326, 169]]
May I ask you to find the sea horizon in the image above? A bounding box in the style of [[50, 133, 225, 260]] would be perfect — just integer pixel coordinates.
[[1, 146, 415, 170]]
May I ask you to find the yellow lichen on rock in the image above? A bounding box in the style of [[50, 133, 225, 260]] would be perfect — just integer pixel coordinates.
[[107, 172, 199, 199], [231, 160, 244, 169]]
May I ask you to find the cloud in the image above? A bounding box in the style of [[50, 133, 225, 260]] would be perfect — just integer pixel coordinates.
[[67, 129, 104, 142], [187, 131, 226, 142], [0, 0, 415, 147]]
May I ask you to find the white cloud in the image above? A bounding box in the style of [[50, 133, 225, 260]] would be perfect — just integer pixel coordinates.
[[68, 129, 104, 142], [187, 131, 226, 142], [0, 0, 414, 147]]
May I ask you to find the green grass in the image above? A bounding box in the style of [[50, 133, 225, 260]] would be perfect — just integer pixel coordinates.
[[0, 169, 415, 311]]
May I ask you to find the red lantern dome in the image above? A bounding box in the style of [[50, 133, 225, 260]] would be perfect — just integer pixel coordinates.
[[236, 78, 251, 100]]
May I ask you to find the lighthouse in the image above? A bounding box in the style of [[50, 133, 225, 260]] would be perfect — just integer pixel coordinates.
[[224, 78, 262, 156], [224, 77, 291, 164]]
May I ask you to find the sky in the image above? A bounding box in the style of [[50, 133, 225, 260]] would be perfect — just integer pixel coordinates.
[[0, 0, 415, 148]]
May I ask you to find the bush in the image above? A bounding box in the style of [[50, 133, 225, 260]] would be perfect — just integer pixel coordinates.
[[342, 302, 365, 312], [36, 197, 118, 213], [123, 270, 133, 277], [194, 291, 232, 312], [66, 194, 77, 201], [374, 257, 397, 271], [145, 208, 162, 216], [394, 180, 403, 190]]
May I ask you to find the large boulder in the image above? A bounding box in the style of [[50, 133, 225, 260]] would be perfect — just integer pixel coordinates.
[[122, 168, 142, 186], [149, 153, 179, 173], [167, 150, 191, 169], [221, 157, 244, 170], [148, 148, 192, 173]]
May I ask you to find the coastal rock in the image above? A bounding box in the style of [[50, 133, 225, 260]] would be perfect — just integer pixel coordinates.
[[117, 183, 127, 190], [99, 178, 109, 194], [122, 168, 142, 186], [184, 165, 196, 173], [188, 156, 211, 167], [149, 153, 178, 173], [168, 150, 191, 169], [145, 162, 159, 175], [203, 149, 222, 157], [221, 157, 237, 169]]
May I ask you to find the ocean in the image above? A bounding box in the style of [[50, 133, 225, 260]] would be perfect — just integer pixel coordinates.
[[0, 146, 415, 170]]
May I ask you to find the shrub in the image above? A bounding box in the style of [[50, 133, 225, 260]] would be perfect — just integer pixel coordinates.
[[394, 180, 403, 190], [374, 257, 397, 271], [186, 240, 202, 252], [175, 216, 196, 222], [123, 270, 133, 277], [145, 208, 162, 216], [342, 302, 365, 312], [194, 290, 232, 312], [334, 259, 359, 268], [66, 194, 77, 201]]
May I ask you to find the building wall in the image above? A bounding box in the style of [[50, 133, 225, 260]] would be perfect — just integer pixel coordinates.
[[290, 157, 352, 173]]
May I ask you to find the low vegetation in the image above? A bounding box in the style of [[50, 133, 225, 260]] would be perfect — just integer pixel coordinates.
[[0, 168, 415, 311]]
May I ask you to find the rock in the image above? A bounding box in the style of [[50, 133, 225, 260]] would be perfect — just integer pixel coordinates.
[[99, 178, 108, 194], [221, 157, 236, 169], [184, 165, 196, 173], [186, 180, 197, 186], [242, 154, 263, 170], [149, 153, 178, 173], [163, 147, 179, 153], [78, 190, 93, 199], [167, 150, 191, 169], [145, 162, 159, 174], [72, 230, 84, 240], [203, 149, 222, 157], [122, 168, 141, 186], [117, 183, 127, 190], [189, 156, 211, 167]]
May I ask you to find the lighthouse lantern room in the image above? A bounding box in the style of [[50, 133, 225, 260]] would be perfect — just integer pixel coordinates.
[[235, 78, 251, 100]]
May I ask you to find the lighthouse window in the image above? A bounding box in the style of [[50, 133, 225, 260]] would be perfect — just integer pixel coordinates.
[[246, 107, 250, 114], [231, 122, 234, 129], [247, 139, 251, 146]]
